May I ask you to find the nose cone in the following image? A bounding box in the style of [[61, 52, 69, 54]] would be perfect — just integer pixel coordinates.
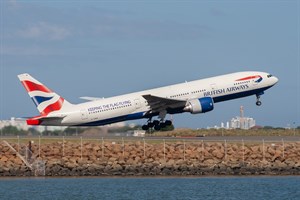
[[272, 76, 279, 85]]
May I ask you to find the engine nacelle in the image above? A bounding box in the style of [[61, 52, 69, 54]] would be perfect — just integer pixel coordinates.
[[184, 97, 214, 114]]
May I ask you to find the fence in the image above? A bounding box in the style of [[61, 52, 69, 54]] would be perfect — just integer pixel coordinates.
[[1, 136, 300, 176], [1, 136, 299, 162]]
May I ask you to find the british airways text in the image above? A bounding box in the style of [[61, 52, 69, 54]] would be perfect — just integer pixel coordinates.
[[204, 84, 249, 97]]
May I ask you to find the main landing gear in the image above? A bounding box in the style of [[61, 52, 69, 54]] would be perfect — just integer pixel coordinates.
[[142, 119, 172, 131], [256, 94, 262, 106]]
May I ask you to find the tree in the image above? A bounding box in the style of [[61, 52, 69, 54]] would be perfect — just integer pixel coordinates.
[[160, 124, 175, 132], [64, 127, 82, 136], [1, 126, 27, 135], [108, 125, 142, 133], [263, 126, 274, 129], [28, 127, 40, 135]]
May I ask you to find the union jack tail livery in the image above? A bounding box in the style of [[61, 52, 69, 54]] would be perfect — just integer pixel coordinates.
[[18, 73, 73, 125]]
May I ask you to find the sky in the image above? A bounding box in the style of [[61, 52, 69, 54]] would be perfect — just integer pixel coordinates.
[[0, 0, 299, 129]]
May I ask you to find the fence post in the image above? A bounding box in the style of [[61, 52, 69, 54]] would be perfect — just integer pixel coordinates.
[[224, 139, 227, 161], [62, 136, 65, 157], [163, 139, 166, 161], [202, 140, 204, 161], [183, 140, 186, 161], [143, 138, 146, 158], [122, 137, 124, 157], [262, 139, 265, 161], [39, 135, 41, 158], [80, 136, 83, 160], [282, 138, 285, 159], [17, 135, 20, 153], [242, 139, 245, 165], [101, 137, 104, 158]]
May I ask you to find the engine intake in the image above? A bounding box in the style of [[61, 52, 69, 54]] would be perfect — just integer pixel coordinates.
[[184, 97, 214, 114]]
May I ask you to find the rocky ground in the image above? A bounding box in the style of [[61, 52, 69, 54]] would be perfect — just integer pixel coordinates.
[[0, 140, 299, 176]]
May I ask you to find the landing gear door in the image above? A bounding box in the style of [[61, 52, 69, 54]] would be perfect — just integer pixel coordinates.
[[134, 99, 141, 109], [80, 109, 88, 120]]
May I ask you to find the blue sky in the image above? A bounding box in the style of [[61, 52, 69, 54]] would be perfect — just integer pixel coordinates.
[[1, 0, 299, 128]]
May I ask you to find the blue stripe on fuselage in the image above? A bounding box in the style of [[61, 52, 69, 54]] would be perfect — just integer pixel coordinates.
[[78, 112, 145, 126]]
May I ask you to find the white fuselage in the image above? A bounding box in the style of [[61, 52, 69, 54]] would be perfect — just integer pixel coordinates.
[[44, 71, 278, 126]]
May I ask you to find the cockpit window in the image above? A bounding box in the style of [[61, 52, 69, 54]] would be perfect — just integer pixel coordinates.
[[267, 74, 273, 78]]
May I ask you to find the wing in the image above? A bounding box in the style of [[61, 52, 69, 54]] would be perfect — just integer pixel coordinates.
[[142, 94, 186, 114]]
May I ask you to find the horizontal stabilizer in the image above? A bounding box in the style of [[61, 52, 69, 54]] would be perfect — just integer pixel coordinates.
[[26, 115, 65, 125], [80, 97, 105, 101]]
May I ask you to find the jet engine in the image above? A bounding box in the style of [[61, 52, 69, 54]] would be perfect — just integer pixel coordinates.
[[184, 97, 214, 114]]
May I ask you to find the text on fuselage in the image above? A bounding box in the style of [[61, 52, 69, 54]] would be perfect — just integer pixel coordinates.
[[204, 84, 249, 97]]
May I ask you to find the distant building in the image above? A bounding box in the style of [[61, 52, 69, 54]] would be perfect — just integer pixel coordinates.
[[230, 106, 256, 129], [207, 106, 256, 130], [0, 117, 29, 130], [0, 117, 127, 134], [0, 117, 67, 133], [133, 130, 146, 137], [230, 116, 256, 129]]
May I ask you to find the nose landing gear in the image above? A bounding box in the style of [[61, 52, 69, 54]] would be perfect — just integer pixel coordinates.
[[256, 94, 262, 106]]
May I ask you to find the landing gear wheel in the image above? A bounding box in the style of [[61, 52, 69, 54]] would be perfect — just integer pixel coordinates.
[[255, 94, 262, 106], [256, 101, 262, 106], [153, 120, 160, 126], [144, 117, 172, 132], [165, 120, 172, 126], [154, 124, 161, 131], [148, 122, 154, 128], [142, 125, 149, 131], [160, 122, 167, 128]]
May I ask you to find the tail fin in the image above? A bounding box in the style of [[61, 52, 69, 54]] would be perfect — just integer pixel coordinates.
[[18, 73, 73, 116]]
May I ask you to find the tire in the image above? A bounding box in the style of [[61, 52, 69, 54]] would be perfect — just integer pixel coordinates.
[[153, 120, 160, 126], [165, 120, 172, 126], [154, 124, 161, 131], [256, 101, 262, 106], [142, 125, 149, 131], [148, 122, 154, 128], [160, 123, 167, 128]]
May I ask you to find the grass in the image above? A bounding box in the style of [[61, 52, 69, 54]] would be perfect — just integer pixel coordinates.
[[150, 128, 299, 137], [1, 128, 299, 146]]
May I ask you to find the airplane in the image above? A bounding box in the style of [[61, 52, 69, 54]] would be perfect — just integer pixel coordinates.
[[18, 71, 278, 131]]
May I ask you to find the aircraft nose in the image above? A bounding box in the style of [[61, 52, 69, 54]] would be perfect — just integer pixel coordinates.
[[272, 76, 279, 85]]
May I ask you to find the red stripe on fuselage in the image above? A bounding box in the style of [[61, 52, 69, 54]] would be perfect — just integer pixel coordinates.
[[236, 75, 261, 81], [21, 80, 52, 93], [41, 97, 64, 115]]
